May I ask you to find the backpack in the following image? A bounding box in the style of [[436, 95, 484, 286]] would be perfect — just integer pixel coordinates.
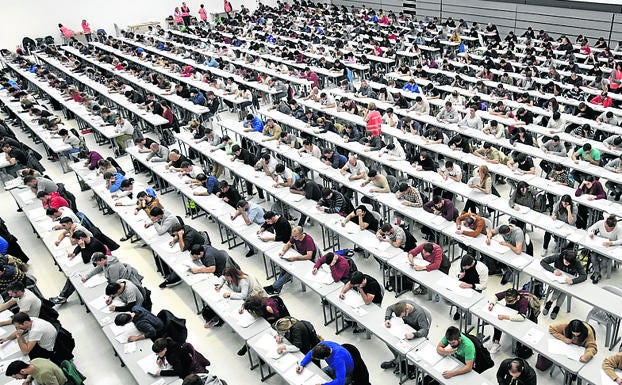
[[465, 334, 494, 374], [532, 191, 548, 213], [520, 290, 542, 321], [522, 280, 545, 299], [60, 360, 86, 385], [182, 342, 210, 373], [577, 248, 592, 273]]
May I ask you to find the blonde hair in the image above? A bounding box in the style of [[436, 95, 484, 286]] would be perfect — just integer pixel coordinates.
[[478, 165, 490, 188]]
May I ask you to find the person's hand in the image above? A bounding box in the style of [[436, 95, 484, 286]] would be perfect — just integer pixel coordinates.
[[514, 205, 520, 211], [551, 214, 557, 221], [55, 240, 61, 246], [77, 239, 85, 248], [223, 292, 231, 298], [144, 222, 151, 228], [316, 206, 324, 212], [128, 335, 140, 342], [339, 292, 345, 300], [442, 370, 454, 379], [109, 305, 116, 312], [498, 314, 509, 320], [500, 241, 509, 247], [414, 265, 426, 271], [295, 365, 303, 374], [276, 344, 286, 354], [486, 238, 491, 245], [238, 307, 244, 314], [312, 268, 318, 275], [605, 241, 614, 247], [405, 332, 414, 340], [15, 329, 24, 338], [190, 267, 200, 274], [81, 277, 87, 283], [459, 282, 471, 288], [341, 222, 346, 227], [154, 370, 161, 377], [564, 337, 573, 344], [488, 303, 494, 311], [589, 233, 595, 239], [614, 377, 622, 384], [214, 284, 222, 292], [105, 297, 112, 305], [565, 278, 574, 284], [553, 269, 562, 276], [279, 250, 285, 256], [579, 355, 589, 363], [168, 240, 175, 247], [587, 195, 596, 201], [134, 210, 139, 215]]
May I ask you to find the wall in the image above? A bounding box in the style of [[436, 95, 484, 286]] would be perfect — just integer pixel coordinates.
[[0, 0, 260, 50]]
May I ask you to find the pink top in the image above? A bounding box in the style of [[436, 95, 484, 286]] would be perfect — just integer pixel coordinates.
[[224, 1, 232, 13], [199, 8, 207, 21], [174, 11, 183, 23], [366, 110, 382, 136], [81, 21, 91, 34], [60, 26, 74, 39]]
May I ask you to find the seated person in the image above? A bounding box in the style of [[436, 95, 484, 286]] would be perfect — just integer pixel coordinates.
[[0, 313, 57, 361], [114, 305, 164, 341], [436, 326, 475, 378], [297, 341, 354, 385], [341, 205, 379, 232], [313, 252, 350, 283], [496, 358, 537, 385], [549, 319, 597, 362], [381, 301, 430, 371], [540, 250, 587, 320]]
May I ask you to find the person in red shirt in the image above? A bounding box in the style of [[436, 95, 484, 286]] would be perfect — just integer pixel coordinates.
[[364, 102, 382, 136], [408, 242, 450, 274], [313, 252, 350, 283], [37, 191, 68, 210], [590, 91, 613, 108], [160, 102, 178, 133], [300, 67, 319, 89]]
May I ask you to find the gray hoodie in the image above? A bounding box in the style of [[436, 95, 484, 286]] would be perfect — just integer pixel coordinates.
[[84, 255, 144, 288]]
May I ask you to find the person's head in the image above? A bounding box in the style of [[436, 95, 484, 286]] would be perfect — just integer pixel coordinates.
[[398, 183, 410, 194], [354, 205, 368, 217], [349, 271, 366, 288], [222, 266, 245, 286], [5, 360, 30, 379], [503, 288, 520, 305], [564, 319, 589, 343], [560, 249, 577, 266], [90, 251, 108, 267], [152, 337, 173, 357], [114, 313, 133, 326], [498, 225, 511, 235], [311, 343, 332, 360], [583, 175, 595, 189], [272, 316, 298, 335], [367, 169, 378, 179], [71, 230, 89, 242], [432, 195, 444, 209], [291, 226, 304, 241], [460, 254, 476, 270], [582, 143, 592, 153], [444, 101, 452, 111], [189, 244, 205, 261], [392, 301, 411, 318], [559, 194, 573, 209], [422, 243, 434, 256], [149, 207, 164, 222], [105, 282, 123, 297], [11, 312, 32, 331], [517, 181, 529, 194], [6, 281, 25, 299], [218, 180, 230, 192], [263, 211, 278, 224], [605, 214, 618, 230], [444, 326, 462, 347]]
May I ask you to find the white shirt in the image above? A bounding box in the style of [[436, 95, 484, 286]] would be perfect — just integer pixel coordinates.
[[14, 289, 41, 318], [26, 318, 58, 351], [115, 120, 134, 135]]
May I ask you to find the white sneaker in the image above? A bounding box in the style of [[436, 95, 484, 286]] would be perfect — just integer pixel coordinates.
[[489, 342, 501, 354], [541, 247, 549, 257]]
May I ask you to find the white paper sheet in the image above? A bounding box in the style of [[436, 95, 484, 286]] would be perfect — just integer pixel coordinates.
[[272, 352, 298, 372], [110, 322, 140, 337], [284, 364, 313, 383], [543, 270, 571, 284], [236, 310, 257, 327], [433, 357, 460, 373], [489, 240, 508, 254], [417, 343, 444, 366], [524, 328, 545, 345], [124, 342, 137, 354], [304, 268, 334, 285], [386, 317, 416, 340], [485, 303, 518, 317], [137, 354, 159, 375], [547, 338, 585, 360], [437, 276, 473, 298], [341, 290, 365, 308], [0, 340, 20, 359], [83, 274, 108, 288]]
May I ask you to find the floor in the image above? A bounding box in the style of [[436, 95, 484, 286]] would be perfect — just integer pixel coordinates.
[[2, 102, 621, 385]]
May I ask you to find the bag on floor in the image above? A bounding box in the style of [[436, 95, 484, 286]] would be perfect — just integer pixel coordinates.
[[535, 354, 554, 371]]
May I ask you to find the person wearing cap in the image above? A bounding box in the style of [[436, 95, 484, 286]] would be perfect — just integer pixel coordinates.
[[5, 358, 67, 385], [381, 300, 430, 371], [273, 316, 321, 355]]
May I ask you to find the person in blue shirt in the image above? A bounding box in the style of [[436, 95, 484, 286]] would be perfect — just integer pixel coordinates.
[[402, 78, 420, 93], [297, 341, 354, 385], [203, 56, 219, 68], [114, 305, 164, 341], [242, 114, 264, 132], [189, 89, 205, 106], [321, 148, 347, 169], [104, 171, 125, 193], [0, 236, 8, 255]]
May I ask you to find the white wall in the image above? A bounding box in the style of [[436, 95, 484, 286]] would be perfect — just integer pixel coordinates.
[[0, 0, 260, 50]]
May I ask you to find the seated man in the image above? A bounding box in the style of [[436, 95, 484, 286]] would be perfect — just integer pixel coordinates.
[[297, 341, 354, 385], [105, 279, 147, 312], [496, 358, 537, 385], [265, 227, 316, 295], [436, 326, 475, 378], [0, 282, 41, 326], [339, 271, 383, 333], [188, 244, 230, 277], [257, 211, 292, 243], [114, 305, 164, 342], [376, 223, 415, 251], [408, 242, 451, 295], [313, 252, 350, 283], [341, 205, 379, 232], [0, 313, 58, 361], [381, 301, 430, 371], [6, 358, 67, 385]]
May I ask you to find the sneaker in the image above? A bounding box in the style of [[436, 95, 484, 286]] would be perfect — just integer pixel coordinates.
[[168, 277, 182, 287], [352, 326, 366, 334], [237, 345, 248, 356], [550, 306, 560, 320], [245, 249, 256, 258], [49, 296, 67, 305], [381, 360, 396, 369], [489, 342, 501, 354], [542, 301, 553, 316], [434, 294, 440, 302], [412, 286, 428, 295], [158, 280, 169, 289], [592, 273, 601, 284], [541, 247, 549, 257]]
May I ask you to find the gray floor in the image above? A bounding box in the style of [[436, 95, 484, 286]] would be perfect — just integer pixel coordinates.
[[2, 107, 621, 385]]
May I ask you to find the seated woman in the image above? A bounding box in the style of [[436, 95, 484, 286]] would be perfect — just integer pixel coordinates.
[[509, 181, 535, 230], [240, 294, 285, 324], [540, 250, 587, 319], [543, 195, 577, 255], [463, 165, 492, 215], [340, 205, 379, 232], [549, 319, 597, 362], [151, 337, 209, 378]]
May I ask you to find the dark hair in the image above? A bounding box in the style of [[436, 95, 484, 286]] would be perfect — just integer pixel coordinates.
[[105, 282, 121, 296], [6, 281, 25, 292], [149, 207, 164, 217], [222, 267, 245, 287], [432, 195, 443, 205], [445, 326, 461, 341], [36, 191, 49, 199], [460, 254, 475, 268], [263, 211, 276, 220], [171, 223, 184, 232], [323, 252, 336, 265], [564, 319, 589, 344], [190, 244, 204, 256], [72, 230, 87, 239], [5, 360, 29, 376], [11, 312, 30, 325], [182, 374, 204, 385], [120, 178, 134, 188], [605, 214, 618, 228], [498, 225, 511, 235], [311, 343, 331, 360], [368, 169, 378, 178], [398, 183, 409, 193], [275, 164, 285, 173], [91, 252, 107, 263], [561, 249, 577, 264], [231, 144, 241, 152], [152, 337, 173, 353], [321, 188, 333, 198], [423, 243, 434, 253], [350, 271, 364, 285], [114, 313, 132, 326]]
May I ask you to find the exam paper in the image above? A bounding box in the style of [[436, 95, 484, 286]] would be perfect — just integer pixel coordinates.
[[341, 290, 365, 308], [386, 317, 415, 340], [83, 274, 108, 288], [236, 310, 257, 328]]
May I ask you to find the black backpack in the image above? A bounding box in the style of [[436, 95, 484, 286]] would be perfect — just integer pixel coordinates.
[[465, 334, 494, 374]]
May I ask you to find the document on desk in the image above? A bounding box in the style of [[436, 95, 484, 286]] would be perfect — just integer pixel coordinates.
[[284, 363, 313, 383], [2, 379, 24, 385], [601, 369, 622, 385], [416, 343, 444, 366], [485, 303, 518, 317], [28, 207, 47, 221], [431, 215, 447, 227], [342, 290, 365, 308], [488, 240, 508, 254], [137, 354, 160, 374], [584, 235, 610, 249], [0, 309, 13, 324], [0, 340, 20, 359], [524, 328, 545, 345], [437, 276, 473, 298], [303, 374, 325, 385], [4, 178, 23, 190], [124, 342, 137, 354], [387, 317, 415, 340], [83, 274, 107, 288], [236, 310, 258, 328], [110, 322, 140, 337], [410, 257, 430, 269], [547, 338, 584, 360], [433, 357, 460, 373], [58, 254, 83, 268], [255, 333, 281, 359], [304, 268, 334, 285], [510, 255, 531, 269], [272, 352, 298, 372], [543, 269, 571, 284], [18, 190, 36, 203], [115, 197, 134, 206], [340, 221, 360, 234]]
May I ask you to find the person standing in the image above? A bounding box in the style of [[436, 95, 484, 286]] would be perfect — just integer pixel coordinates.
[[180, 2, 191, 27], [81, 19, 92, 42], [224, 0, 233, 19]]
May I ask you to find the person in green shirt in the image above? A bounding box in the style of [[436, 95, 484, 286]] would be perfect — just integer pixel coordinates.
[[436, 326, 475, 378], [572, 143, 601, 166], [6, 358, 67, 385]]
